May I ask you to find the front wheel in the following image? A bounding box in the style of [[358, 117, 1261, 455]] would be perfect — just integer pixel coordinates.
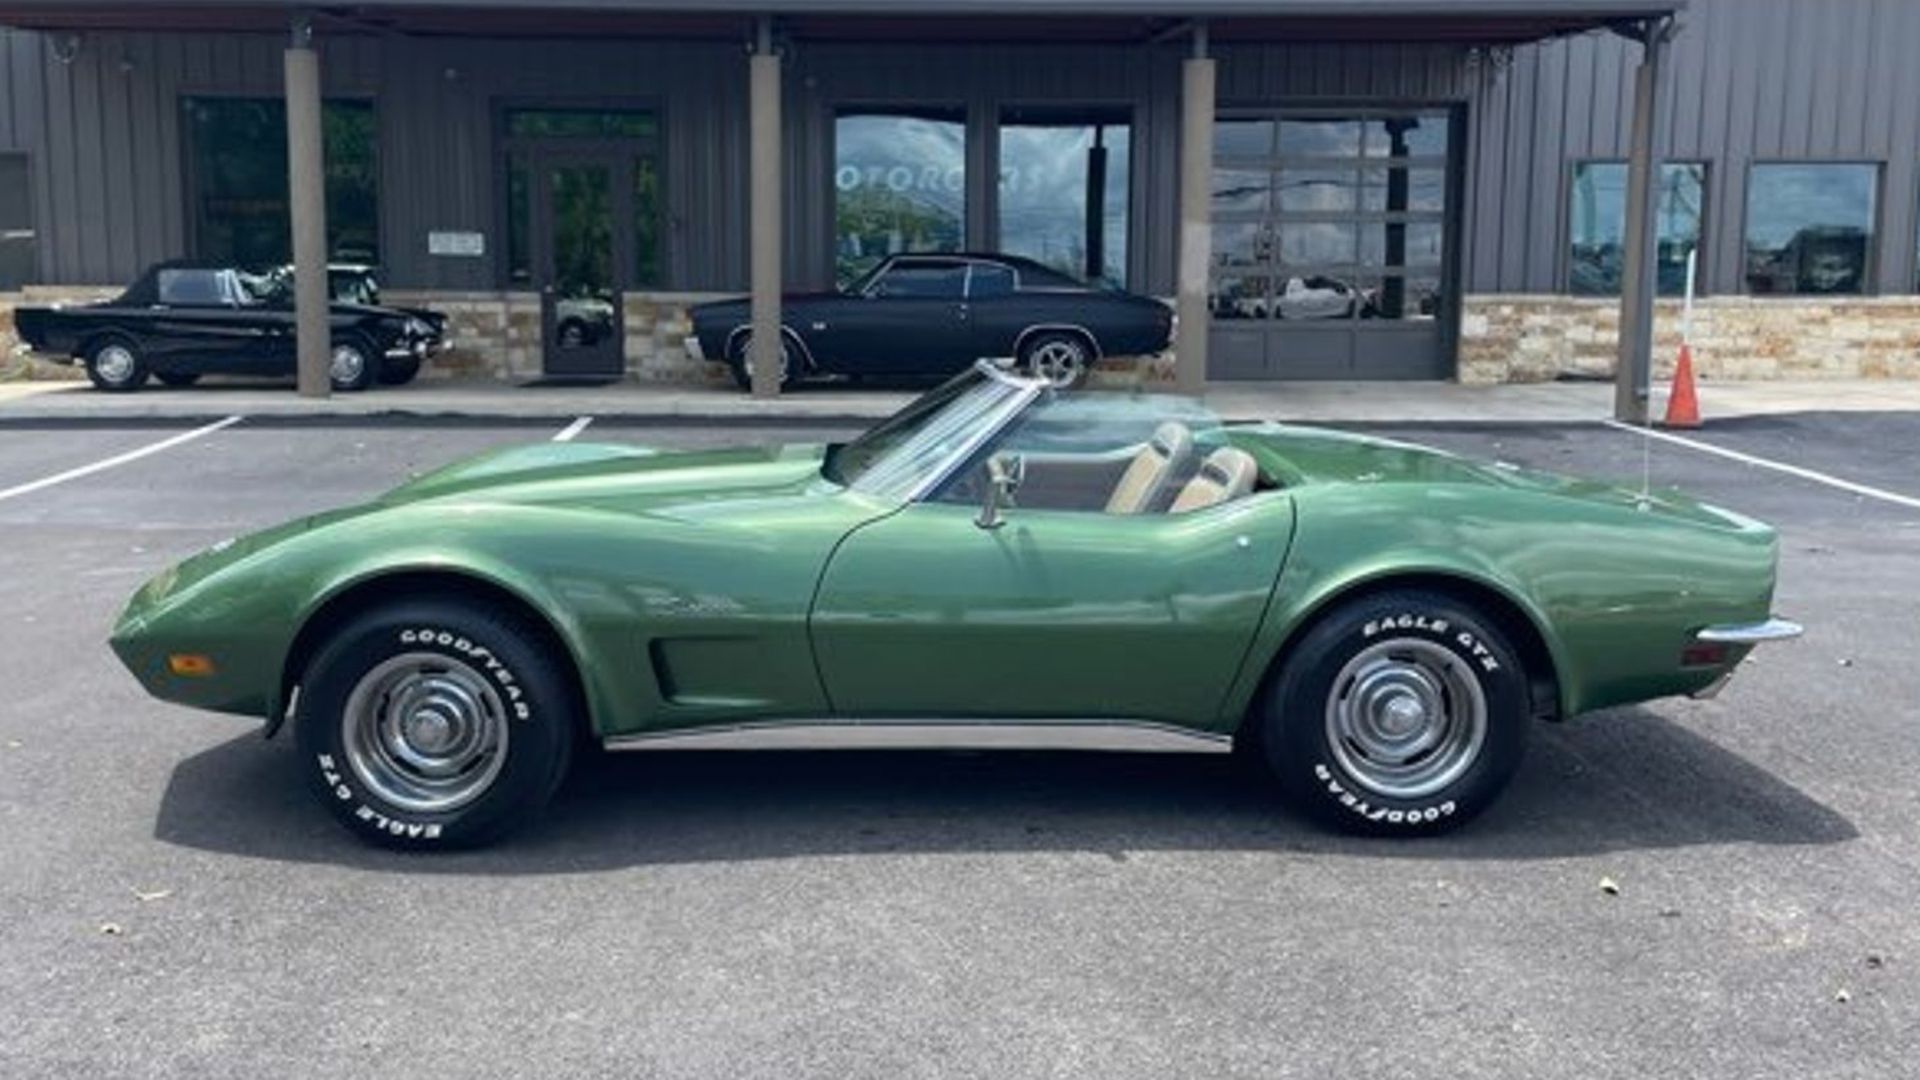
[[1020, 331, 1091, 388], [328, 335, 378, 392], [1256, 590, 1530, 836], [295, 600, 577, 849]]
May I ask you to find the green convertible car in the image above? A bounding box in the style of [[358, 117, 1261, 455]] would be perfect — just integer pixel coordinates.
[[111, 362, 1799, 848]]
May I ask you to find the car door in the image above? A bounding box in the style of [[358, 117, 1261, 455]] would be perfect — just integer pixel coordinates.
[[808, 493, 1294, 726], [832, 258, 974, 374]]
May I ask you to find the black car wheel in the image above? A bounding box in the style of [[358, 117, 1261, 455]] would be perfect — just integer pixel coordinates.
[[727, 331, 793, 392], [328, 335, 378, 392], [83, 336, 149, 393], [155, 371, 201, 388], [378, 355, 423, 386], [296, 599, 577, 850], [557, 319, 589, 349], [1256, 590, 1530, 836], [1020, 331, 1091, 388]]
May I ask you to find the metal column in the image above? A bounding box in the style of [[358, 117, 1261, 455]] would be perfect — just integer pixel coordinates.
[[748, 17, 783, 398], [1614, 17, 1674, 423], [1174, 23, 1215, 396], [285, 15, 329, 399]]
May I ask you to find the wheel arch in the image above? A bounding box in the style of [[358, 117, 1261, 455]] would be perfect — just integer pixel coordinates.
[[725, 322, 817, 372], [273, 567, 595, 742], [1012, 323, 1102, 363], [1233, 569, 1566, 742]]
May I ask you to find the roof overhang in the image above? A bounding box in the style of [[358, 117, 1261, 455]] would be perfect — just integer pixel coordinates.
[[0, 1, 1685, 44]]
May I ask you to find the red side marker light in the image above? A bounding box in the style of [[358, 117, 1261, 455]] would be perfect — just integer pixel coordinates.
[[1680, 643, 1728, 668], [168, 654, 217, 678]]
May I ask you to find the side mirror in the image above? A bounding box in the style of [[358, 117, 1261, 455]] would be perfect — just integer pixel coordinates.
[[975, 452, 1025, 530]]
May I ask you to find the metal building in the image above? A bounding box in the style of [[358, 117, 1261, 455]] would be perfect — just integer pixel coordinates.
[[1, 1, 1905, 403]]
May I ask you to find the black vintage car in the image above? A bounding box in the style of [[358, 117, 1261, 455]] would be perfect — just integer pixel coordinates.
[[687, 253, 1172, 390], [12, 260, 446, 392]]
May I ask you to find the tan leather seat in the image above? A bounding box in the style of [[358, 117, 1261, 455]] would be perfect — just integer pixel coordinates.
[[1104, 422, 1194, 514], [1169, 447, 1259, 513]]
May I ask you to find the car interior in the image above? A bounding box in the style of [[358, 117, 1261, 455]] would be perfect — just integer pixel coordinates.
[[938, 413, 1271, 517]]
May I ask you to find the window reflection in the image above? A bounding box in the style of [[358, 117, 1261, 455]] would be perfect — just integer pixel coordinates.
[[1745, 164, 1876, 295], [186, 97, 379, 267], [998, 110, 1131, 286], [1568, 162, 1704, 296], [835, 109, 966, 286]]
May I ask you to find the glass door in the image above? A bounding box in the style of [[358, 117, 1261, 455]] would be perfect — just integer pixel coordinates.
[[535, 155, 624, 377]]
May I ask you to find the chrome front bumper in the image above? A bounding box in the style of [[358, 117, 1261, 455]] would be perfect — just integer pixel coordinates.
[[1689, 617, 1803, 698], [684, 335, 706, 362]]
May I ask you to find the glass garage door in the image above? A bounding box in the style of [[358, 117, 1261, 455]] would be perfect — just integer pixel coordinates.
[[1208, 108, 1458, 380]]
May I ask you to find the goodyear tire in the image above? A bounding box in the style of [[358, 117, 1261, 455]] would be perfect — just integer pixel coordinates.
[[296, 600, 576, 849], [1259, 590, 1529, 836]]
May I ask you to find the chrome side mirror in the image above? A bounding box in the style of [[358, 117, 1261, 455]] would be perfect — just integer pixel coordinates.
[[975, 452, 1025, 530]]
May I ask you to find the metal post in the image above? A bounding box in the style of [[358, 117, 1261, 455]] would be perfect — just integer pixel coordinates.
[[748, 17, 782, 398], [1614, 17, 1672, 423], [285, 15, 329, 399], [1174, 22, 1215, 395]]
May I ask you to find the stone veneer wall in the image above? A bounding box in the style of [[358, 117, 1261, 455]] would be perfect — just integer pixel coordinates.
[[1460, 295, 1920, 384]]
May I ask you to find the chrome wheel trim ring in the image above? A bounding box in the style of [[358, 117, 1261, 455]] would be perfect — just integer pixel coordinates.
[[339, 652, 511, 814], [559, 322, 585, 347], [739, 334, 792, 385], [95, 344, 136, 384], [329, 343, 367, 384], [1029, 339, 1085, 387], [1324, 637, 1487, 801]]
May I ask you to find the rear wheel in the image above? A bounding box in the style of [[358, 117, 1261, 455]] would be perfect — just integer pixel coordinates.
[[84, 336, 148, 392], [1256, 590, 1530, 836], [295, 600, 577, 849]]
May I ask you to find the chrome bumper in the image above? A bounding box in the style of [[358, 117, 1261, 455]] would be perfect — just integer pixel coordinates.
[[1689, 617, 1803, 699], [684, 335, 706, 362], [1696, 618, 1804, 645]]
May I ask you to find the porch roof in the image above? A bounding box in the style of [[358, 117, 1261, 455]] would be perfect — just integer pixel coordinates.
[[0, 0, 1684, 44]]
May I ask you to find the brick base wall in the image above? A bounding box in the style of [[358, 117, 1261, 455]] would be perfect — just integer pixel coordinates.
[[1460, 295, 1920, 384]]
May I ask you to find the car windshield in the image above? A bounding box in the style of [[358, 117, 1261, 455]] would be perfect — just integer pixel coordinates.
[[827, 363, 1038, 496]]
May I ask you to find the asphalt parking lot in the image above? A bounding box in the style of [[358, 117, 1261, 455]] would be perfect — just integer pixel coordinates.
[[2, 409, 1916, 1078]]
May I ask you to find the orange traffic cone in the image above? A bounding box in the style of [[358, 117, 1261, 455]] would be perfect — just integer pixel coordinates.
[[1661, 342, 1701, 429]]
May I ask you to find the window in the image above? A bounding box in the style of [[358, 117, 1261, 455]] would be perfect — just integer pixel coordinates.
[[968, 263, 1014, 298], [997, 109, 1131, 286], [157, 268, 240, 306], [184, 98, 379, 267], [868, 260, 968, 299], [1745, 164, 1877, 295], [1209, 110, 1453, 322], [499, 107, 663, 289], [835, 109, 966, 286], [1567, 162, 1705, 296], [0, 152, 33, 289]]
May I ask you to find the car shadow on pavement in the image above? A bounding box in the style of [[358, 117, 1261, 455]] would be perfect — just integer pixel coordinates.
[[152, 706, 1856, 874]]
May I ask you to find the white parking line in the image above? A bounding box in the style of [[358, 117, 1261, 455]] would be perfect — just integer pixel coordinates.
[[0, 415, 244, 504], [1603, 419, 1920, 511], [552, 416, 593, 442]]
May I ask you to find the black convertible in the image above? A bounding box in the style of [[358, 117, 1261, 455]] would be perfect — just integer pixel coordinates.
[[12, 260, 446, 392], [687, 253, 1172, 390]]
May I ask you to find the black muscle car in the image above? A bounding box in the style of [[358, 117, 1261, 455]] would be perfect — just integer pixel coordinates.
[[687, 253, 1172, 390], [12, 260, 446, 392]]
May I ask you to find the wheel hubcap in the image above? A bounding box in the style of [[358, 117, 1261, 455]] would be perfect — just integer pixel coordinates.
[[1324, 638, 1487, 800], [96, 345, 135, 384], [330, 344, 366, 384], [340, 652, 510, 814], [1029, 341, 1085, 387]]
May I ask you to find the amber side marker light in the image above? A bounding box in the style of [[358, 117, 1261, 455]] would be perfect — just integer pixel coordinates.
[[168, 654, 217, 678]]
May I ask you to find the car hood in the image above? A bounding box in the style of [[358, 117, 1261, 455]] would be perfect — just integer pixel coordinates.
[[379, 440, 835, 510], [1232, 423, 1759, 530]]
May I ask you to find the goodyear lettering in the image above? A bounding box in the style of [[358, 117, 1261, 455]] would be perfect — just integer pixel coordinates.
[[398, 626, 532, 720], [1314, 763, 1457, 826]]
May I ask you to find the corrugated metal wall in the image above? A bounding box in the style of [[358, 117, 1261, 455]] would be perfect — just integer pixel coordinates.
[[1475, 0, 1920, 295], [5, 1, 1916, 297]]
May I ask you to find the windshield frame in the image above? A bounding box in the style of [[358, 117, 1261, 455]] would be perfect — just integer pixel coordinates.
[[830, 360, 1046, 502]]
